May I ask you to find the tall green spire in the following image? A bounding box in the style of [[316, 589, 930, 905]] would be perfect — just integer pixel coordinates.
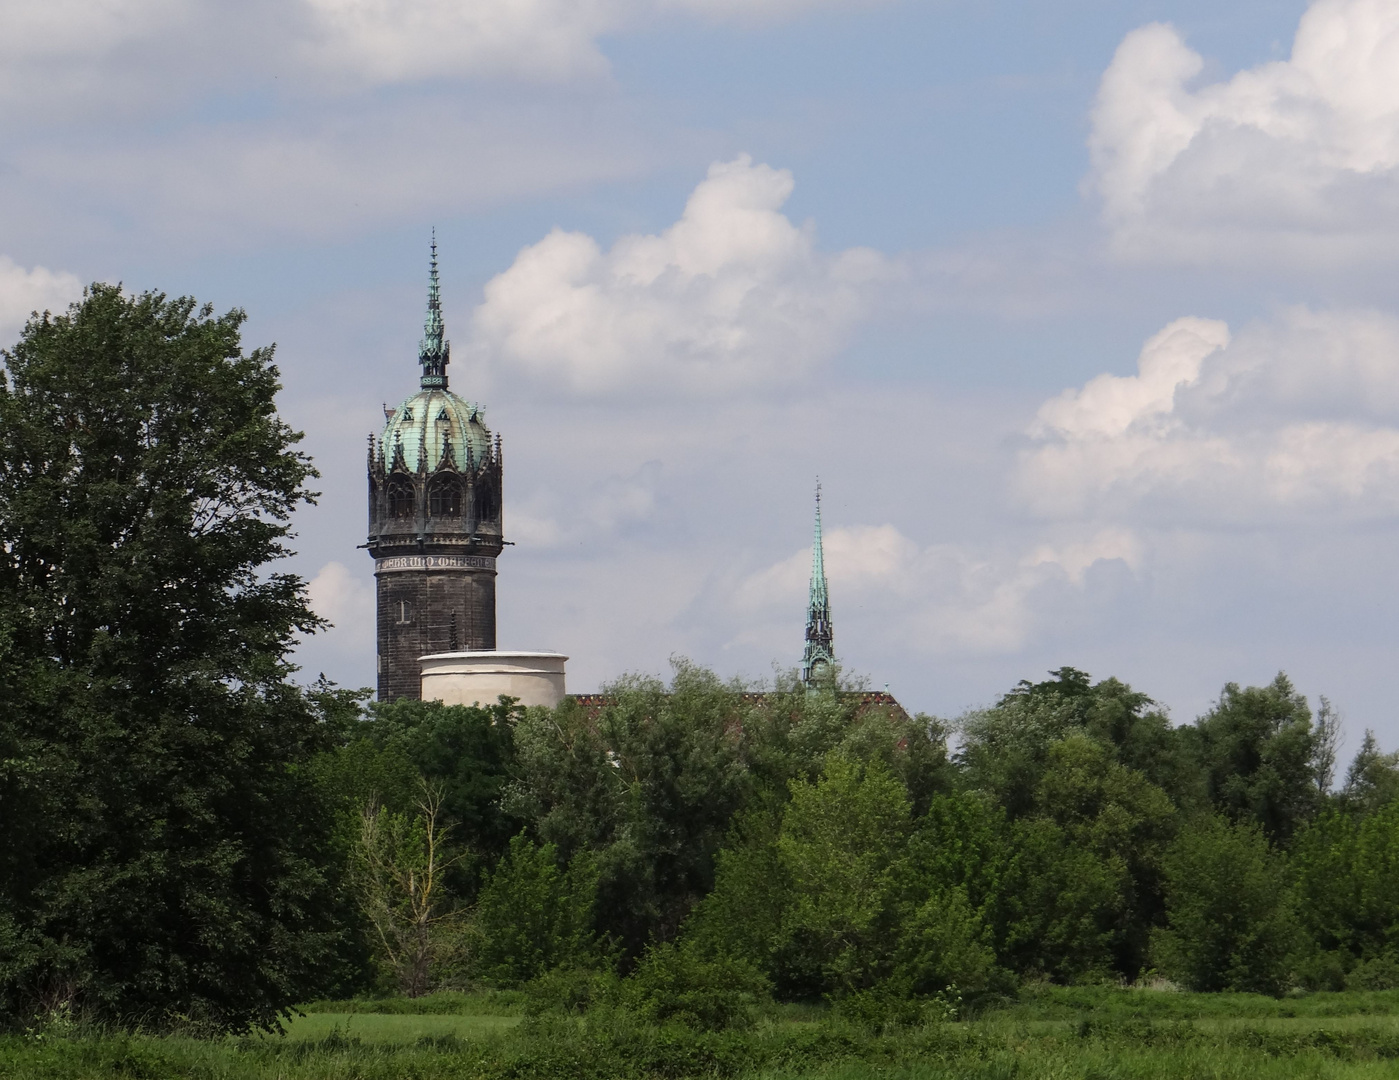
[[802, 481, 835, 685], [419, 230, 449, 389]]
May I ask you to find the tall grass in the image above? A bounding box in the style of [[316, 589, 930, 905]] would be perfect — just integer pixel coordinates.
[[5, 987, 1399, 1079]]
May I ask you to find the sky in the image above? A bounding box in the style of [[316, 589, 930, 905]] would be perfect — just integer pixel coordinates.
[[6, 0, 1399, 755]]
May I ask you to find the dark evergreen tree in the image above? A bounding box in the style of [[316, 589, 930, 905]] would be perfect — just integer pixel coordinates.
[[0, 285, 345, 1031]]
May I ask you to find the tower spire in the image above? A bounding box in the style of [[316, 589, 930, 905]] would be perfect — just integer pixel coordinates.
[[419, 229, 449, 389], [802, 480, 835, 686]]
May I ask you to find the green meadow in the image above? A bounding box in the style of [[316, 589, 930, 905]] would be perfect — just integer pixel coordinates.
[[7, 987, 1399, 1079]]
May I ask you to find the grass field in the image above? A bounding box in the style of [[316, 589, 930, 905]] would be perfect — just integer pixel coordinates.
[[4, 987, 1399, 1079], [276, 1010, 521, 1042]]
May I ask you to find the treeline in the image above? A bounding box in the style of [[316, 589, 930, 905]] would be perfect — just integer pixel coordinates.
[[316, 662, 1399, 1018], [4, 285, 1399, 1036]]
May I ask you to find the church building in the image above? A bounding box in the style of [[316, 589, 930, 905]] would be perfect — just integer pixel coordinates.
[[365, 239, 505, 701], [366, 239, 897, 714]]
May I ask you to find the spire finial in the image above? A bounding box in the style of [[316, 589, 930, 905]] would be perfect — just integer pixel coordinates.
[[419, 229, 449, 390], [802, 479, 834, 686]]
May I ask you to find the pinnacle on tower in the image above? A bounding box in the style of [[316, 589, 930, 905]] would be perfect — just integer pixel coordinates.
[[419, 230, 450, 389], [802, 481, 835, 686]]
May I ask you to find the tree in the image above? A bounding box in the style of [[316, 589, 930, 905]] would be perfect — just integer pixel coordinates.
[[1340, 730, 1399, 816], [1293, 801, 1399, 977], [776, 754, 912, 994], [1312, 696, 1343, 796], [471, 833, 601, 987], [505, 660, 953, 962], [1001, 736, 1175, 981], [505, 662, 757, 957], [1187, 673, 1320, 843], [0, 286, 343, 1031], [958, 668, 1191, 820], [353, 785, 465, 996], [1151, 816, 1301, 994], [364, 697, 523, 868], [687, 755, 994, 1001]]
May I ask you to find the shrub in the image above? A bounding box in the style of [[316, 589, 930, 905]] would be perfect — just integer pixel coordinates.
[[522, 965, 620, 1016], [625, 941, 771, 1031], [1347, 952, 1399, 991]]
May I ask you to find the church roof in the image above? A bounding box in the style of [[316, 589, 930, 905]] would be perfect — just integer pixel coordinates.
[[376, 233, 493, 474], [379, 388, 492, 474]]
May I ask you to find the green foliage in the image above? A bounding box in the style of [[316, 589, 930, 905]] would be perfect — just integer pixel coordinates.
[[298, 989, 525, 1014], [505, 663, 757, 957], [624, 941, 771, 1030], [1003, 735, 1175, 980], [520, 965, 620, 1017], [472, 835, 602, 987], [1190, 673, 1321, 843], [889, 888, 997, 998], [689, 756, 998, 1003], [13, 987, 1399, 1079], [682, 802, 790, 976], [314, 737, 421, 827], [363, 698, 522, 866], [1293, 801, 1399, 973], [352, 787, 466, 997], [0, 285, 345, 1032], [505, 661, 953, 962], [776, 755, 911, 994], [1152, 815, 1302, 994], [1340, 730, 1399, 816], [958, 668, 1189, 819]]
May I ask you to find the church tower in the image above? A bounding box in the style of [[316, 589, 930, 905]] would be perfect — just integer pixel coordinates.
[[367, 238, 504, 701], [801, 483, 835, 685]]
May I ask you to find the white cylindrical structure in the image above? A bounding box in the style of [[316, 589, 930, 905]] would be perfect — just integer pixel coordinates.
[[419, 650, 567, 709]]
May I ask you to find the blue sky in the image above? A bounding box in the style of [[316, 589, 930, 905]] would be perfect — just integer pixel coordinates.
[[5, 0, 1399, 755]]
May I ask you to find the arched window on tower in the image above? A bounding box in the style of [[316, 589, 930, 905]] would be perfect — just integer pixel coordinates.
[[428, 476, 462, 518], [473, 476, 496, 524], [386, 476, 415, 519]]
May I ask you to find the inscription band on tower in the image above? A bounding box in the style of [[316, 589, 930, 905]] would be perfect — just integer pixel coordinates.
[[375, 555, 498, 574]]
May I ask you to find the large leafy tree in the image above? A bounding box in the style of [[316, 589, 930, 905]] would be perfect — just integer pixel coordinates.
[[1187, 673, 1321, 843], [1151, 815, 1301, 995], [1293, 801, 1399, 975], [688, 756, 997, 1001], [0, 286, 345, 1031], [506, 661, 952, 960], [1000, 735, 1175, 981], [958, 668, 1193, 819]]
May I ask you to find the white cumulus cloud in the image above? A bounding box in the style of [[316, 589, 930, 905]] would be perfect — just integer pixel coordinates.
[[732, 523, 1142, 655], [307, 560, 375, 630], [472, 155, 890, 395], [1018, 308, 1399, 523], [1088, 0, 1399, 263], [302, 0, 889, 83], [0, 256, 84, 346], [302, 0, 619, 83], [0, 0, 886, 109]]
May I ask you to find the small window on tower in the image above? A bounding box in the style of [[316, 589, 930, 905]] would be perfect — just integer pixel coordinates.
[[387, 476, 415, 519], [429, 477, 462, 517]]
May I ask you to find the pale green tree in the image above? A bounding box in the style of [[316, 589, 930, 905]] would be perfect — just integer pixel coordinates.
[[354, 784, 464, 996]]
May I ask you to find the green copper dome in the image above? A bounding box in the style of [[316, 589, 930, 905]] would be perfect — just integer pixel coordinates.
[[380, 388, 491, 473]]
